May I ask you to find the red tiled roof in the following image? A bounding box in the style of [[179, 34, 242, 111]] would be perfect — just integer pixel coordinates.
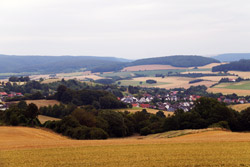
[[0, 92, 8, 96], [140, 104, 150, 108]]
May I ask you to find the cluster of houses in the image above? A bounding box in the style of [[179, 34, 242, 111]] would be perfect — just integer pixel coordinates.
[[217, 96, 248, 104], [120, 91, 249, 112], [120, 92, 197, 112], [0, 92, 23, 111]]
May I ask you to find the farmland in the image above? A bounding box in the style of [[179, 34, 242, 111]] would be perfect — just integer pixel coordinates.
[[208, 81, 250, 96], [37, 115, 61, 124], [20, 100, 60, 108], [116, 79, 170, 87], [230, 103, 250, 112], [115, 107, 174, 116], [207, 87, 250, 96], [1, 127, 250, 167]]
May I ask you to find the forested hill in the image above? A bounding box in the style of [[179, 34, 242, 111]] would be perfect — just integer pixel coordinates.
[[212, 59, 250, 72], [0, 55, 129, 73], [128, 55, 220, 67], [0, 54, 219, 74], [213, 53, 250, 62]]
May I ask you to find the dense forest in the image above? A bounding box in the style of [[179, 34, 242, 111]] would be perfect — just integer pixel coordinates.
[[212, 59, 250, 72]]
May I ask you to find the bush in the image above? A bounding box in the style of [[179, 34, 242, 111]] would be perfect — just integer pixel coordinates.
[[140, 127, 151, 136], [72, 126, 90, 139], [89, 128, 109, 139], [209, 121, 230, 129], [146, 80, 157, 84]]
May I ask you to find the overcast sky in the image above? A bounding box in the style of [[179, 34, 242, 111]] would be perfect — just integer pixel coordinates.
[[1, 0, 250, 59]]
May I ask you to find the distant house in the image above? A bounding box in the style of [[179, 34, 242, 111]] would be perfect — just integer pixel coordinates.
[[16, 93, 23, 96], [132, 103, 139, 108], [140, 104, 150, 108], [0, 92, 8, 97]]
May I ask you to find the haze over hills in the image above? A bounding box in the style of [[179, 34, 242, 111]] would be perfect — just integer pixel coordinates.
[[0, 55, 130, 73], [0, 54, 220, 74], [213, 53, 250, 62]]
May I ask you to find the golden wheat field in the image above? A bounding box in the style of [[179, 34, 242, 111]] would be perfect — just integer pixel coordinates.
[[1, 127, 250, 167], [230, 103, 250, 112]]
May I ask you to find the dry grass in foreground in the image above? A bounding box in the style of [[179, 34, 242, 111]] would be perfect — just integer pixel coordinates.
[[1, 126, 250, 167]]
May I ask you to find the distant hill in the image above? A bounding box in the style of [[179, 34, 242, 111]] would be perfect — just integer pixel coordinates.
[[0, 54, 219, 74], [213, 53, 250, 62], [128, 55, 220, 67], [0, 55, 130, 73], [212, 59, 250, 72]]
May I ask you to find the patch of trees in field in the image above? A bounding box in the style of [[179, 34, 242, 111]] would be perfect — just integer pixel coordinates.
[[55, 85, 127, 109], [0, 101, 40, 126], [41, 97, 250, 139], [43, 107, 166, 139], [2, 79, 125, 101], [3, 97, 250, 139], [189, 79, 204, 84], [146, 79, 157, 84], [9, 76, 30, 82]]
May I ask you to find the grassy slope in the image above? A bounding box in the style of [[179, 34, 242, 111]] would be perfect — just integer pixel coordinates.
[[1, 127, 250, 167]]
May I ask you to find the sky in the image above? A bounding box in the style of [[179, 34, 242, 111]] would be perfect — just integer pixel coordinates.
[[1, 0, 250, 59]]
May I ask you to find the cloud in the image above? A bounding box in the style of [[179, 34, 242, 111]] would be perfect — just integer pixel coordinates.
[[0, 0, 250, 58]]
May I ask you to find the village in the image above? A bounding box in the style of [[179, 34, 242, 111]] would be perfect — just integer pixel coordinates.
[[120, 91, 249, 112], [0, 92, 23, 111]]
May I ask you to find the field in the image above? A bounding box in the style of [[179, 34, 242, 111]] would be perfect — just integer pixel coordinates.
[[131, 77, 217, 89], [22, 100, 60, 108], [115, 107, 174, 116], [228, 71, 250, 79], [116, 80, 170, 87], [230, 103, 250, 112], [207, 87, 250, 96], [1, 126, 250, 167], [214, 81, 250, 90], [208, 81, 250, 96], [37, 115, 61, 124]]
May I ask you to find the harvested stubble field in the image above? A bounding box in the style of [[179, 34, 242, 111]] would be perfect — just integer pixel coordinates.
[[1, 127, 250, 167]]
